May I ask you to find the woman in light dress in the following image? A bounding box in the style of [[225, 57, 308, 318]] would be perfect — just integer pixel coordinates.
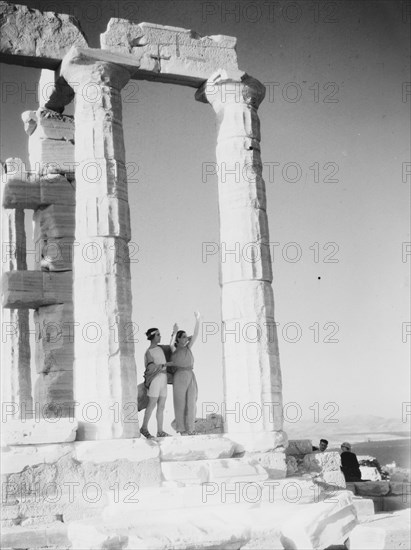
[[140, 327, 173, 439], [171, 312, 201, 435]]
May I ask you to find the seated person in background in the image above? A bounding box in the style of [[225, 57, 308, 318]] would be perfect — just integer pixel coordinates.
[[340, 441, 362, 482], [312, 438, 329, 452]]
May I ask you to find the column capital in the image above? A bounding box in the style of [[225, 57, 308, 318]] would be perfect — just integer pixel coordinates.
[[61, 47, 131, 91], [195, 70, 266, 110]]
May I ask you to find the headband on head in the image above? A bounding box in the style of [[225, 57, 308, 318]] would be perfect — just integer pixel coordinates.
[[146, 328, 159, 340]]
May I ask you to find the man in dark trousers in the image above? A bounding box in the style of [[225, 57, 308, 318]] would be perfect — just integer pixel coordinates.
[[340, 442, 362, 482]]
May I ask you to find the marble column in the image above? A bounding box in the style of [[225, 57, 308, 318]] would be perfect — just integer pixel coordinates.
[[196, 72, 283, 433], [1, 180, 32, 420], [61, 58, 139, 439]]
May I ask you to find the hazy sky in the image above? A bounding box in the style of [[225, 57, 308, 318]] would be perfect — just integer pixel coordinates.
[[1, 0, 410, 432]]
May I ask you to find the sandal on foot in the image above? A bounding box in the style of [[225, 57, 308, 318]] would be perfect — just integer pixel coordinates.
[[157, 431, 170, 437], [140, 427, 153, 439]]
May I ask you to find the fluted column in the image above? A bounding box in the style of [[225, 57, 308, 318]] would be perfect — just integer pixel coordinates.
[[196, 73, 283, 433], [61, 57, 139, 439]]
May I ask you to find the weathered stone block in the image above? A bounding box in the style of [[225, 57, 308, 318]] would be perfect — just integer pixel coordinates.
[[161, 457, 268, 485], [34, 369, 73, 414], [0, 2, 88, 68], [33, 204, 75, 241], [161, 460, 210, 484], [22, 109, 74, 141], [159, 434, 236, 461], [2, 173, 75, 210], [321, 470, 346, 489], [34, 302, 73, 345], [1, 418, 77, 446], [2, 440, 162, 523], [103, 485, 207, 517], [2, 157, 30, 183], [105, 478, 320, 517], [280, 491, 357, 550], [72, 237, 132, 278], [101, 21, 239, 81], [230, 431, 287, 454], [286, 439, 313, 455], [29, 138, 74, 176], [1, 441, 75, 476], [303, 451, 341, 473], [35, 333, 74, 373], [35, 237, 75, 271], [74, 158, 129, 201], [349, 509, 411, 549], [351, 496, 375, 518], [75, 196, 131, 239], [2, 178, 41, 210], [74, 439, 158, 463], [210, 458, 268, 483], [286, 455, 299, 476], [194, 413, 224, 434], [1, 280, 32, 419], [360, 465, 382, 481], [69, 507, 251, 549], [248, 450, 287, 479], [2, 271, 72, 308], [354, 481, 390, 497], [0, 522, 69, 550]]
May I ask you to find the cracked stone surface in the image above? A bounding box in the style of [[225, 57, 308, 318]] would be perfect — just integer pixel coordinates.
[[0, 1, 88, 67], [101, 20, 239, 80]]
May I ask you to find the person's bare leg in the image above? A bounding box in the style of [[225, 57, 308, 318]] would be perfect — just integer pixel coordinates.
[[156, 396, 167, 433], [141, 397, 158, 431]]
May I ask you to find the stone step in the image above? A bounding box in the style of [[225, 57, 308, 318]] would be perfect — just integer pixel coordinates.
[[104, 477, 320, 519], [158, 433, 238, 461], [1, 418, 77, 447], [349, 509, 411, 549], [157, 431, 287, 461], [0, 521, 70, 550], [161, 456, 269, 485], [67, 490, 358, 550]]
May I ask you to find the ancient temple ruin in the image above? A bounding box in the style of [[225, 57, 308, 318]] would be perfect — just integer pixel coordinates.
[[1, 3, 368, 548], [1, 5, 282, 440]]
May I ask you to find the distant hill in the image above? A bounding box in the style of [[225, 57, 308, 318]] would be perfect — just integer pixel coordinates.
[[285, 414, 410, 444]]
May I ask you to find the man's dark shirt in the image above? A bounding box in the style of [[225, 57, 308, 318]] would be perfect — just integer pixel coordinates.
[[341, 451, 362, 481]]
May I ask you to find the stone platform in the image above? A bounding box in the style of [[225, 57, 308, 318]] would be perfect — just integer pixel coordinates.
[[0, 431, 365, 549], [348, 509, 411, 550], [1, 431, 287, 528], [68, 488, 358, 549]]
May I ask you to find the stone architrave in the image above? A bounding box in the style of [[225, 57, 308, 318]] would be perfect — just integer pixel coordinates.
[[1, 165, 32, 420], [0, 2, 88, 68], [196, 71, 283, 434], [60, 52, 139, 440], [101, 21, 239, 83]]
